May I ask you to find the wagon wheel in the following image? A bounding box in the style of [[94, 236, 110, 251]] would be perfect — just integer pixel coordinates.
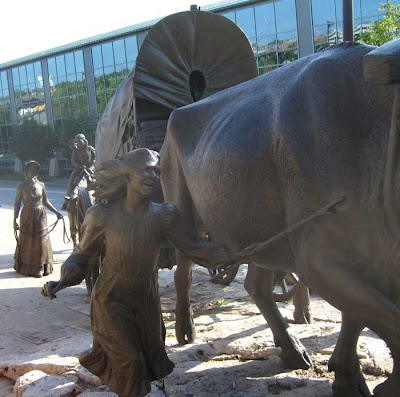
[[273, 272, 299, 303], [208, 266, 239, 286], [76, 188, 93, 240]]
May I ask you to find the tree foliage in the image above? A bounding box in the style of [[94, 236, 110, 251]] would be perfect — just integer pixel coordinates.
[[358, 1, 400, 46], [12, 118, 57, 164], [55, 114, 98, 158]]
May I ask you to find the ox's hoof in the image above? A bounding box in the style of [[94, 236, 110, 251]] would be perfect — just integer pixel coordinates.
[[175, 310, 196, 345], [332, 371, 371, 397], [293, 307, 312, 324], [280, 348, 312, 369], [373, 375, 400, 397], [279, 331, 312, 369]]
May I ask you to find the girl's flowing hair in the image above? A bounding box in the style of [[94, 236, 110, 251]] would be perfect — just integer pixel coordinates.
[[89, 148, 159, 202]]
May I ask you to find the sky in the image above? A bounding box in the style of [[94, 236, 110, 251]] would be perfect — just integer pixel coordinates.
[[0, 0, 214, 65]]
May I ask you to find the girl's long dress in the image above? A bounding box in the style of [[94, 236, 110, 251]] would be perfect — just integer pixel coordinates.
[[60, 201, 231, 397], [14, 181, 53, 277]]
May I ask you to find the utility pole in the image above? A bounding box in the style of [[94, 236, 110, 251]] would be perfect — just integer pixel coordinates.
[[343, 0, 354, 41]]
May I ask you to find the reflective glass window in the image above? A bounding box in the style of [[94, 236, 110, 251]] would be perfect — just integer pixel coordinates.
[[361, 0, 385, 16], [34, 62, 42, 80], [275, 0, 297, 32], [26, 63, 35, 83], [222, 11, 235, 22], [79, 94, 88, 114], [56, 55, 66, 77], [353, 0, 362, 19], [19, 66, 27, 85], [12, 68, 20, 86], [277, 32, 298, 64], [48, 50, 88, 120], [312, 0, 336, 26], [48, 58, 57, 80], [92, 45, 103, 68], [236, 8, 256, 37], [255, 3, 276, 36], [113, 39, 126, 65], [101, 42, 114, 67], [11, 62, 46, 124], [336, 0, 343, 22], [75, 51, 85, 73], [1, 72, 7, 92], [93, 35, 139, 113], [257, 35, 278, 68], [76, 76, 86, 93], [96, 92, 107, 113], [65, 52, 76, 75], [125, 36, 138, 62]]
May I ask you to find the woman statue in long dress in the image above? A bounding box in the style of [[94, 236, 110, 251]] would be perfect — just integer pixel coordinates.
[[42, 149, 242, 397], [13, 160, 63, 277]]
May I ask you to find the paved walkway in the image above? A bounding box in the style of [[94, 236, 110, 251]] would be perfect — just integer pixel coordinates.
[[0, 179, 91, 356]]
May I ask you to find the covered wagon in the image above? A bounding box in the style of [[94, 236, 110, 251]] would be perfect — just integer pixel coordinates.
[[76, 9, 259, 291]]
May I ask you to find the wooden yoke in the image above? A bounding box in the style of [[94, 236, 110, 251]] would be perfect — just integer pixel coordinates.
[[364, 38, 400, 84], [364, 39, 400, 243]]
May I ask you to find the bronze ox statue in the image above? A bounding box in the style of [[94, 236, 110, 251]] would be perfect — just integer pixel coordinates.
[[161, 39, 400, 397]]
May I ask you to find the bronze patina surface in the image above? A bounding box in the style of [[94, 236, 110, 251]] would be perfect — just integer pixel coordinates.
[[43, 149, 238, 397], [13, 161, 63, 277]]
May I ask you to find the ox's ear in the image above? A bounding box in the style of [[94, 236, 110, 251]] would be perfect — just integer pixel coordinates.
[[364, 38, 400, 85]]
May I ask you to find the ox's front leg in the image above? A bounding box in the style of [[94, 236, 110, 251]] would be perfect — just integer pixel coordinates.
[[328, 314, 370, 397], [174, 250, 196, 344], [245, 264, 312, 369]]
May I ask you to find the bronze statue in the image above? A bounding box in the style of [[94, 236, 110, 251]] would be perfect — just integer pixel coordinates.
[[42, 149, 239, 397], [62, 133, 95, 211], [161, 40, 400, 397], [62, 133, 96, 246], [13, 161, 63, 277]]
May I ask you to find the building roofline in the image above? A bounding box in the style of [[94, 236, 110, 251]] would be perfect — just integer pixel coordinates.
[[0, 0, 266, 71]]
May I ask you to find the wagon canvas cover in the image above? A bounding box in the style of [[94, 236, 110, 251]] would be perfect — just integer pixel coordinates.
[[96, 10, 258, 164]]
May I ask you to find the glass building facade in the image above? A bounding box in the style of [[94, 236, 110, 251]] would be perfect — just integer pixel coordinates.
[[47, 51, 87, 124], [312, 0, 388, 51], [222, 0, 298, 74], [0, 0, 394, 174], [92, 35, 139, 113]]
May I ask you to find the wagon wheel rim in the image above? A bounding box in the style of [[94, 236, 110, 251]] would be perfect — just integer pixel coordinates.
[[208, 266, 239, 286], [273, 272, 299, 302], [76, 188, 93, 240]]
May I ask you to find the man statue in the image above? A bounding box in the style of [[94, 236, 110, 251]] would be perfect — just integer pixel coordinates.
[[62, 134, 95, 211]]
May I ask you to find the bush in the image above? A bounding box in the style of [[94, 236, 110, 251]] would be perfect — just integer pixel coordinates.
[[12, 118, 57, 164], [357, 1, 400, 46], [55, 115, 98, 158]]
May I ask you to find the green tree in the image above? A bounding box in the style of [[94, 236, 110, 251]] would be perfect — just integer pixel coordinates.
[[55, 114, 98, 158], [12, 118, 57, 164], [358, 1, 400, 45]]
